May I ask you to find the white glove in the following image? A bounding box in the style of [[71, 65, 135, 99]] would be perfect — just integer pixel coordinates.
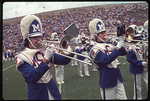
[[70, 38, 78, 45], [116, 40, 125, 49], [112, 38, 118, 46], [142, 61, 148, 68], [44, 47, 54, 61]]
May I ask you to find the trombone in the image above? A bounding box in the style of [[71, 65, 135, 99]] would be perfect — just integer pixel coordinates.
[[41, 35, 93, 66]]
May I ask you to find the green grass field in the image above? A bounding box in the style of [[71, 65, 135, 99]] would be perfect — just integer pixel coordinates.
[[2, 56, 148, 100]]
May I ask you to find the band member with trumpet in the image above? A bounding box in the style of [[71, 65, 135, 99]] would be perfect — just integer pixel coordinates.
[[50, 32, 65, 85], [88, 18, 127, 100], [15, 15, 76, 100], [125, 24, 148, 100]]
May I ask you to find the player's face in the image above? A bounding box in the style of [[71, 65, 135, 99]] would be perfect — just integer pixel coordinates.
[[97, 31, 107, 42], [29, 36, 42, 48]]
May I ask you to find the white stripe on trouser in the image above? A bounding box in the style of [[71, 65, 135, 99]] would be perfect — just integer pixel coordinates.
[[133, 71, 148, 100], [100, 79, 127, 100], [47, 88, 54, 100]]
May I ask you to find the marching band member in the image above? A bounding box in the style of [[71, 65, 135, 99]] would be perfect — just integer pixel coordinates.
[[15, 15, 76, 100], [125, 24, 148, 100], [51, 32, 65, 85], [3, 49, 8, 61], [10, 49, 14, 60], [88, 18, 127, 100], [76, 37, 90, 77], [7, 49, 11, 60]]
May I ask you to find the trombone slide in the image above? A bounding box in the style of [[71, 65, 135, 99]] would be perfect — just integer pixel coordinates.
[[44, 43, 93, 65], [56, 52, 93, 66], [42, 35, 93, 66]]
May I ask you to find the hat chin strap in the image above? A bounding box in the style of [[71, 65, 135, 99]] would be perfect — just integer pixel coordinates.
[[27, 37, 37, 49], [95, 34, 105, 42]]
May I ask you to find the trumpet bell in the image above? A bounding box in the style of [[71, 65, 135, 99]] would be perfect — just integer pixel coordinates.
[[60, 35, 75, 55], [126, 25, 136, 42], [126, 27, 134, 38]]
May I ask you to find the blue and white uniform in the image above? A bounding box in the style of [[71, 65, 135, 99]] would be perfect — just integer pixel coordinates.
[[15, 48, 73, 100], [3, 50, 8, 61], [89, 42, 127, 100], [126, 42, 148, 100], [7, 49, 11, 60], [76, 44, 90, 77]]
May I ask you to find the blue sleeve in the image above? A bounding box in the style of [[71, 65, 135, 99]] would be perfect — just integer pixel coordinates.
[[95, 48, 119, 64], [76, 49, 83, 53], [119, 47, 127, 56], [53, 53, 74, 65], [126, 51, 142, 66], [75, 48, 85, 60], [18, 61, 50, 83]]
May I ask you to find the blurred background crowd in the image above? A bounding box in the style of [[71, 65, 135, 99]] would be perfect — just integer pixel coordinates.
[[3, 3, 148, 56]]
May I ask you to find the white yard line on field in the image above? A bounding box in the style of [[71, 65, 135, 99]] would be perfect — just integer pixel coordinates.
[[3, 64, 15, 72], [119, 56, 126, 59], [122, 61, 128, 65], [118, 56, 128, 65]]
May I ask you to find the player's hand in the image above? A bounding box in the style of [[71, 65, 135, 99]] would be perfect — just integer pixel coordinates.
[[44, 47, 54, 61], [142, 61, 148, 68], [112, 38, 118, 46], [116, 40, 125, 49]]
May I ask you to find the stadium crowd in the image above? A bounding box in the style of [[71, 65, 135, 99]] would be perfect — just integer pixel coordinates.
[[3, 3, 148, 56]]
